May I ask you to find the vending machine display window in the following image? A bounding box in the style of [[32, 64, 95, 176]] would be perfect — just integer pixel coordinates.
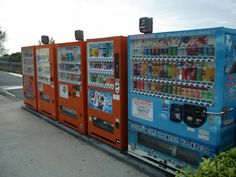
[[56, 42, 87, 134], [22, 46, 37, 110], [87, 37, 128, 150]]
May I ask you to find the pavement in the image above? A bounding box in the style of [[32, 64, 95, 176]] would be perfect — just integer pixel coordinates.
[[0, 96, 149, 177], [0, 70, 172, 177]]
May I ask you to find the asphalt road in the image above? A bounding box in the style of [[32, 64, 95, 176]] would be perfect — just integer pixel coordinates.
[[0, 70, 23, 101]]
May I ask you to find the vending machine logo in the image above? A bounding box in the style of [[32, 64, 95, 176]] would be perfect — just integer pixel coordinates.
[[89, 89, 112, 114], [132, 97, 153, 121]]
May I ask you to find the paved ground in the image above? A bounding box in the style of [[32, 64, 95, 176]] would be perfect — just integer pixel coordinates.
[[0, 71, 23, 101], [0, 97, 149, 177], [0, 71, 170, 177]]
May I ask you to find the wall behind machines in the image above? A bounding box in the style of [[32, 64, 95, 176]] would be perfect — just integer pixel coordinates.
[[0, 61, 22, 73]]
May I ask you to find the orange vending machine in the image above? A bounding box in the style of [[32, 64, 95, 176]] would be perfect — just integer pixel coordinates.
[[87, 36, 128, 150], [56, 42, 87, 133], [36, 44, 58, 120], [22, 46, 37, 110]]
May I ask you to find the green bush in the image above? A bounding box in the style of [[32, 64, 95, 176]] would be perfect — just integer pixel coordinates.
[[176, 147, 236, 177]]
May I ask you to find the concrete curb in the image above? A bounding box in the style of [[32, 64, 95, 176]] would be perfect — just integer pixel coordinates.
[[22, 106, 173, 177]]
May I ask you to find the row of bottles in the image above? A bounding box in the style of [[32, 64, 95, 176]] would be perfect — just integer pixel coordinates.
[[59, 73, 81, 83], [89, 74, 114, 86], [89, 62, 114, 71], [133, 45, 215, 57], [60, 51, 80, 62], [89, 42, 113, 58], [59, 63, 81, 72], [133, 81, 214, 100], [132, 37, 215, 57], [132, 61, 215, 82]]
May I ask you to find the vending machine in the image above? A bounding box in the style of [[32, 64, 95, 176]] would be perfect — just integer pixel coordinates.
[[87, 36, 128, 150], [127, 27, 236, 174], [22, 46, 37, 110], [56, 42, 87, 133], [36, 44, 58, 120]]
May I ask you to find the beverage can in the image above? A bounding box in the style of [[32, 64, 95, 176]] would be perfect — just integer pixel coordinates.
[[133, 81, 137, 89], [133, 63, 138, 76], [181, 87, 186, 96], [207, 66, 215, 82], [202, 64, 208, 81], [207, 90, 214, 100], [186, 88, 191, 97], [177, 86, 182, 95], [208, 44, 215, 56], [163, 63, 168, 78], [191, 89, 196, 98], [142, 62, 148, 76], [182, 65, 187, 80], [197, 65, 203, 81], [151, 83, 156, 91], [148, 62, 152, 77], [152, 63, 158, 77], [167, 64, 172, 78], [167, 85, 172, 94], [203, 45, 208, 56], [195, 90, 201, 99], [173, 46, 177, 56], [168, 47, 173, 56], [201, 90, 208, 99], [172, 85, 177, 95]]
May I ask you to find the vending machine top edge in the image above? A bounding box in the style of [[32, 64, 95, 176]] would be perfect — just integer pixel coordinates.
[[127, 27, 236, 171]]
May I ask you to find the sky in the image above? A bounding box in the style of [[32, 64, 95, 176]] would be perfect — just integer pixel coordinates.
[[0, 0, 236, 53]]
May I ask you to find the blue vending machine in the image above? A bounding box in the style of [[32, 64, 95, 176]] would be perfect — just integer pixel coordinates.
[[128, 27, 236, 174]]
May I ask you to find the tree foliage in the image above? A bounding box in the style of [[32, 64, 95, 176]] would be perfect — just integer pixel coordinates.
[[0, 27, 7, 56], [176, 147, 236, 177]]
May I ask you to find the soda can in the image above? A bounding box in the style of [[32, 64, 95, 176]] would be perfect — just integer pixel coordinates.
[[207, 90, 214, 100], [167, 85, 172, 94], [195, 90, 201, 99], [198, 46, 204, 56], [163, 63, 168, 78], [208, 44, 215, 56], [172, 85, 177, 95], [172, 63, 178, 79], [152, 63, 158, 77], [182, 66, 187, 80], [142, 62, 148, 76], [168, 47, 173, 56], [133, 81, 138, 89], [203, 45, 209, 56], [173, 46, 177, 56], [138, 62, 142, 76], [207, 66, 215, 82], [185, 88, 191, 97], [151, 48, 156, 55], [177, 86, 182, 95], [190, 89, 197, 98], [148, 63, 152, 77], [202, 64, 208, 81], [147, 82, 152, 90], [197, 66, 203, 81], [133, 63, 138, 76], [151, 83, 156, 91], [155, 47, 160, 55], [167, 64, 172, 78], [201, 90, 208, 99], [177, 62, 182, 80], [181, 87, 186, 96]]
